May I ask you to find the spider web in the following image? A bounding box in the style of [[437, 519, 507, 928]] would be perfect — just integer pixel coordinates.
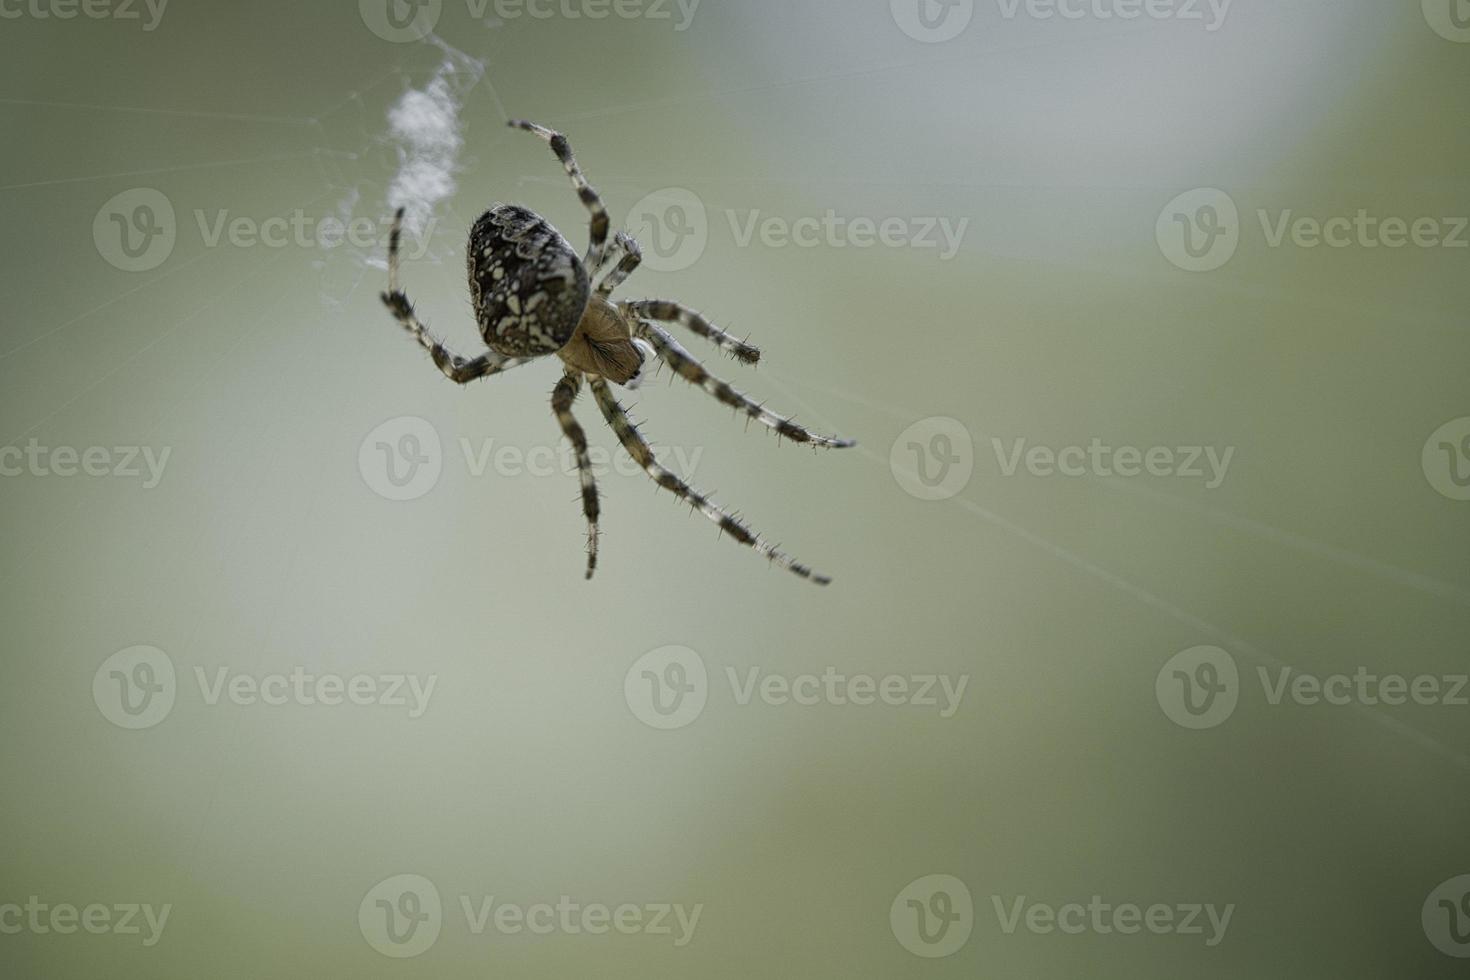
[[307, 35, 488, 313]]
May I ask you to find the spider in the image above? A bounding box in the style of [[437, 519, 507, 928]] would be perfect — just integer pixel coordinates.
[[379, 119, 855, 584]]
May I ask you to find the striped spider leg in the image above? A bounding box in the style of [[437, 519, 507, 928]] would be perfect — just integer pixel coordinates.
[[588, 376, 836, 585]]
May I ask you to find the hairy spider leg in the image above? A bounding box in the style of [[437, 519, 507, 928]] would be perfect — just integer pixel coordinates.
[[589, 377, 834, 585]]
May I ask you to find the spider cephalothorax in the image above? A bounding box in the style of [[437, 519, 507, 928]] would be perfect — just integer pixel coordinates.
[[380, 119, 854, 583]]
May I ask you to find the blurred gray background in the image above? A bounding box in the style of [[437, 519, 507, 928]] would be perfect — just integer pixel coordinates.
[[1, 1, 1467, 976]]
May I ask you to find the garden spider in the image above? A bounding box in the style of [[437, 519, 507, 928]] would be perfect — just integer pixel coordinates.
[[380, 119, 855, 584]]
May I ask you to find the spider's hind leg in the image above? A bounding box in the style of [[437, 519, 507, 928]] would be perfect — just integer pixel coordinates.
[[588, 377, 833, 585], [508, 120, 611, 274], [552, 371, 601, 580], [633, 320, 855, 449]]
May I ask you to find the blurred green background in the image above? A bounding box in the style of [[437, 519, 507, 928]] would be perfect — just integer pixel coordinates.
[[1, 1, 1468, 976]]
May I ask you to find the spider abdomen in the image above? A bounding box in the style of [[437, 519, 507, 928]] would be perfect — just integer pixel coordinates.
[[468, 204, 589, 357]]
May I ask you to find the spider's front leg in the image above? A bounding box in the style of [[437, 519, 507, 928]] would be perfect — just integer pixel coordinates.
[[507, 120, 611, 274], [380, 208, 527, 385], [551, 370, 601, 580], [623, 299, 761, 365], [633, 319, 855, 449], [589, 377, 833, 585]]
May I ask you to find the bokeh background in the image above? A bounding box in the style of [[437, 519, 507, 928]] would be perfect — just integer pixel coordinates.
[[2, 1, 1468, 976]]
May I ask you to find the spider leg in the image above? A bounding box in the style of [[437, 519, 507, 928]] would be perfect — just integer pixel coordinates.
[[381, 208, 530, 384], [507, 120, 611, 274], [552, 370, 601, 580], [622, 299, 761, 364], [597, 232, 642, 297], [588, 378, 832, 585], [632, 320, 855, 449]]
